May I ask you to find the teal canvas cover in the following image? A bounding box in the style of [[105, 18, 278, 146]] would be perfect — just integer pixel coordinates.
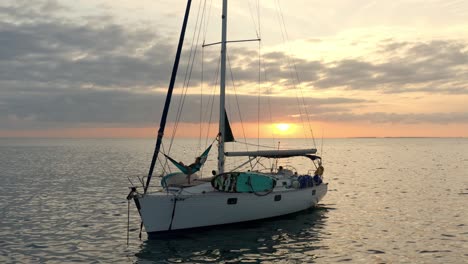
[[211, 172, 276, 193]]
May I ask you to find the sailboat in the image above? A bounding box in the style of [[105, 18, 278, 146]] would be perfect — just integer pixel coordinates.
[[127, 0, 328, 237]]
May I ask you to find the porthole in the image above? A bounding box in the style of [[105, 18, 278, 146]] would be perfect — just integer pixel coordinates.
[[274, 195, 282, 201], [227, 198, 237, 205], [312, 190, 316, 196]]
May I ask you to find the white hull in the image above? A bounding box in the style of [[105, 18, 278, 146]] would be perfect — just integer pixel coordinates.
[[135, 182, 328, 234]]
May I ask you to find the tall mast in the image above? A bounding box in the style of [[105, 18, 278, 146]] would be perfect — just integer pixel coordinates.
[[218, 0, 228, 174]]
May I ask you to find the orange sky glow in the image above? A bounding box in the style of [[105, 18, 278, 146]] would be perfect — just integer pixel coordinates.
[[1, 122, 466, 138], [1, 0, 468, 138]]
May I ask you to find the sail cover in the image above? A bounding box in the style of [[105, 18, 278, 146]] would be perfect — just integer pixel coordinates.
[[225, 148, 317, 158], [164, 144, 212, 174]]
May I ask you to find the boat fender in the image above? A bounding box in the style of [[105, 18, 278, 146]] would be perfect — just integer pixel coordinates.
[[292, 180, 300, 189]]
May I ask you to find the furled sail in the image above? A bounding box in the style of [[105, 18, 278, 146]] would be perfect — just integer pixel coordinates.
[[224, 111, 235, 142], [225, 148, 317, 158]]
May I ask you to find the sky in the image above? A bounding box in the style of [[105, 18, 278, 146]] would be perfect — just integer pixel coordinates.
[[1, 0, 467, 138]]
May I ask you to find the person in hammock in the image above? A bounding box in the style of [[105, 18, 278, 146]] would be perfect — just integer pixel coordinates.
[[181, 156, 202, 184]]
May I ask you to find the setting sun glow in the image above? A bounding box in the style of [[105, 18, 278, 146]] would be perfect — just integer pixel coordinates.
[[275, 123, 291, 133]]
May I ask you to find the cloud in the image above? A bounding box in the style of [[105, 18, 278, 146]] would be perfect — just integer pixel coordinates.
[[3, 1, 467, 94], [314, 40, 468, 94], [1, 0, 468, 134], [0, 0, 347, 130], [0, 85, 370, 129], [0, 19, 175, 88]]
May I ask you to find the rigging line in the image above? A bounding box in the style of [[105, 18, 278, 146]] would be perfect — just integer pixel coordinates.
[[200, 0, 208, 45], [126, 199, 131, 245], [252, 158, 269, 171], [286, 63, 308, 140], [161, 147, 179, 177], [159, 142, 173, 176], [296, 74, 317, 145], [246, 0, 259, 38], [157, 151, 166, 173], [199, 1, 209, 151], [274, 0, 287, 51], [227, 53, 248, 147], [199, 44, 204, 151], [257, 0, 261, 38], [259, 42, 273, 140], [203, 39, 261, 47], [234, 140, 276, 149], [257, 41, 275, 143], [257, 30, 260, 150], [277, 2, 315, 143], [160, 142, 170, 176], [199, 1, 218, 150], [202, 55, 220, 148], [170, 0, 206, 151], [258, 4, 272, 161], [257, 63, 260, 149], [309, 127, 316, 152], [294, 81, 308, 139], [274, 0, 308, 139], [145, 0, 193, 193], [278, 1, 317, 141], [177, 0, 207, 123], [227, 53, 252, 169], [204, 55, 221, 148], [182, 0, 205, 90], [276, 0, 316, 146], [199, 137, 218, 177], [151, 84, 186, 183], [202, 0, 213, 43], [168, 0, 203, 152], [289, 54, 317, 145], [279, 38, 308, 139], [157, 155, 170, 176], [321, 127, 324, 159]]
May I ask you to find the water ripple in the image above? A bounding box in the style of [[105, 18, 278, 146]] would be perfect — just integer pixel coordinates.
[[1, 138, 467, 263]]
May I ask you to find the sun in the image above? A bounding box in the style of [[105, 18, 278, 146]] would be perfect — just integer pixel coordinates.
[[275, 123, 291, 133]]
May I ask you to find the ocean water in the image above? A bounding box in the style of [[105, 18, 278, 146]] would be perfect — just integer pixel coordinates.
[[0, 138, 467, 263]]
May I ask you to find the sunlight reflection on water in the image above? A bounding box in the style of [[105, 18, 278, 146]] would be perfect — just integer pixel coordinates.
[[0, 138, 467, 263]]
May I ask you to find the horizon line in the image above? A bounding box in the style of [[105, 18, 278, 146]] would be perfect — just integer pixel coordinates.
[[0, 136, 466, 140]]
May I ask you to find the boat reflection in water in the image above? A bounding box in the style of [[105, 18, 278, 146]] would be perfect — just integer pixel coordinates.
[[135, 206, 330, 263]]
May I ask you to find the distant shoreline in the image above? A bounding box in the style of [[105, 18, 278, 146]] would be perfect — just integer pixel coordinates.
[[0, 136, 466, 140]]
